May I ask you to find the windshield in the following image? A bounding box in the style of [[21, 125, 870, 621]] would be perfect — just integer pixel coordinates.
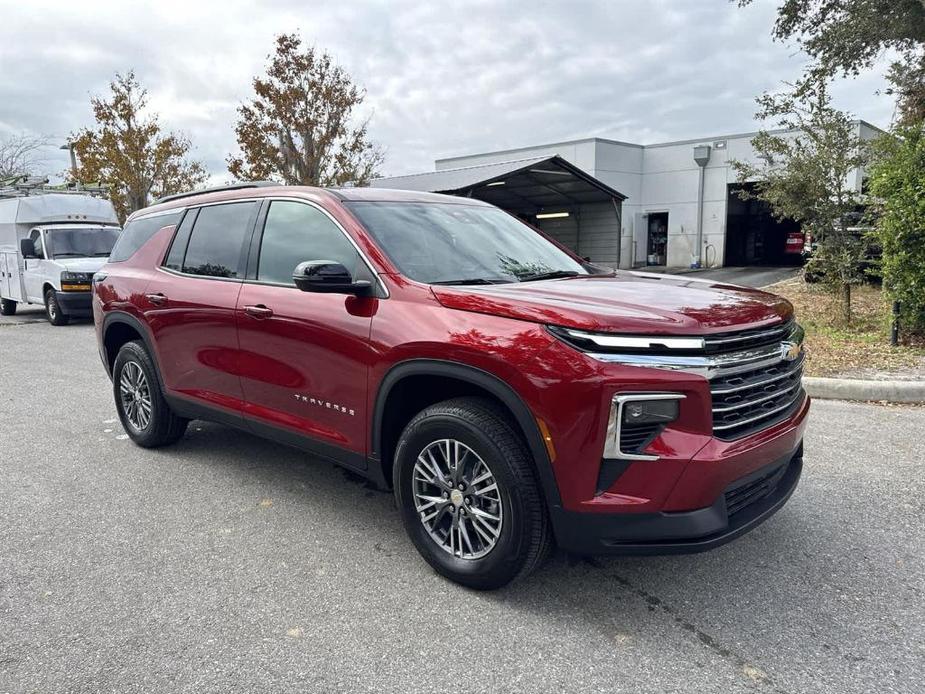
[[345, 201, 590, 284], [45, 227, 121, 259]]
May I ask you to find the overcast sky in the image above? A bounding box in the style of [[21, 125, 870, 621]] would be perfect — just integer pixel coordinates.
[[0, 0, 898, 184]]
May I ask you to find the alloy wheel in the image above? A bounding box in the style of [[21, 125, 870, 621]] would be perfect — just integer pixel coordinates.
[[119, 361, 152, 431], [413, 439, 503, 560]]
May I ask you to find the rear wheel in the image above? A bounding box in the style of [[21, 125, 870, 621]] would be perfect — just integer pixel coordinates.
[[393, 397, 553, 590], [0, 299, 15, 316], [44, 289, 69, 326], [113, 340, 188, 447]]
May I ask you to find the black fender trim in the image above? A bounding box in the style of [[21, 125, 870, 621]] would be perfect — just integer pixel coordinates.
[[100, 311, 162, 384], [371, 359, 563, 510]]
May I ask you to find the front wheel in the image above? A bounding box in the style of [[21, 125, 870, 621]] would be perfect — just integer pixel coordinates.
[[393, 397, 553, 590], [0, 298, 15, 316], [44, 290, 69, 326], [113, 340, 188, 447]]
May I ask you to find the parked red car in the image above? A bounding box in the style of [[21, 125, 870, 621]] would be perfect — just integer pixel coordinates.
[[93, 183, 808, 589]]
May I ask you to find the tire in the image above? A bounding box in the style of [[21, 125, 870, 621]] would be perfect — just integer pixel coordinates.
[[44, 289, 69, 326], [393, 397, 553, 590], [113, 340, 189, 447], [0, 299, 15, 316]]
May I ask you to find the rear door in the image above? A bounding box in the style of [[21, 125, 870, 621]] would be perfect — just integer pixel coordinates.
[[141, 201, 259, 417], [235, 199, 377, 465]]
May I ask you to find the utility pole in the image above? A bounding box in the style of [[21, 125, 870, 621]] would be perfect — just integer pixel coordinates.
[[60, 142, 79, 190]]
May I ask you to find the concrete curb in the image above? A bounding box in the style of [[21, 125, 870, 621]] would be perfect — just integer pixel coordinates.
[[803, 376, 925, 403]]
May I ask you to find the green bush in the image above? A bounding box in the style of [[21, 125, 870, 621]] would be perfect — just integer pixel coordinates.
[[868, 122, 925, 336]]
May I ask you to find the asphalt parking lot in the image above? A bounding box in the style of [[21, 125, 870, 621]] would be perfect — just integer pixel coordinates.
[[1, 310, 923, 693]]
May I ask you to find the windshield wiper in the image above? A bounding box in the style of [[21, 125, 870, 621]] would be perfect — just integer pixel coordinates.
[[518, 270, 581, 282], [431, 278, 509, 286]]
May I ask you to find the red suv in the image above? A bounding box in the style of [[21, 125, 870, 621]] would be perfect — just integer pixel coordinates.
[[94, 183, 808, 589]]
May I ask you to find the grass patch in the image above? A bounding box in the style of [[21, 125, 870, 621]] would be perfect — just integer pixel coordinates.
[[763, 278, 925, 377]]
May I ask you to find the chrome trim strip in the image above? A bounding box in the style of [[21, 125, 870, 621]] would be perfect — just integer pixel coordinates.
[[605, 393, 685, 461], [588, 323, 805, 381], [712, 390, 805, 431]]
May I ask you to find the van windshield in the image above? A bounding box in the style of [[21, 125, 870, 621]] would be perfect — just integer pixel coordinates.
[[45, 227, 121, 259], [345, 201, 591, 285]]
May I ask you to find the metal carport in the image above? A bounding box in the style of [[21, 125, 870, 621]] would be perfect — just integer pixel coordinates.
[[373, 156, 627, 267]]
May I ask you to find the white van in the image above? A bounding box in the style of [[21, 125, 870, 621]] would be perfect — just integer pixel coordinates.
[[0, 192, 120, 325]]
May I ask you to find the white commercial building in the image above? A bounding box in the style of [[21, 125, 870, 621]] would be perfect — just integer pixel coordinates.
[[374, 121, 882, 269]]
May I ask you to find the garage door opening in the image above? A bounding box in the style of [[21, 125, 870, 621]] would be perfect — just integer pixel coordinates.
[[725, 183, 802, 266]]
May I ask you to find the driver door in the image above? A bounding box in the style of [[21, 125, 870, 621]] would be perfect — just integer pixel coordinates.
[[235, 199, 378, 466], [23, 228, 48, 302]]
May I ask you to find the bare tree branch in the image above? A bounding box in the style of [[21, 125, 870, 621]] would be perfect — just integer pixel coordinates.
[[0, 133, 52, 178]]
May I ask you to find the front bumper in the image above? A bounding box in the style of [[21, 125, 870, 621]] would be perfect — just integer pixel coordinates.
[[55, 290, 93, 317], [552, 441, 803, 555]]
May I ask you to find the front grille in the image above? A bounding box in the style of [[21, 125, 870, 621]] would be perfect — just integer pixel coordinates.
[[725, 461, 789, 516], [703, 318, 794, 354], [711, 355, 805, 440]]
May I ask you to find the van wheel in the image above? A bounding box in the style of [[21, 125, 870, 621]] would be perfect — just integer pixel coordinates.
[[393, 397, 553, 590], [0, 299, 15, 316], [44, 290, 69, 326], [113, 340, 188, 447]]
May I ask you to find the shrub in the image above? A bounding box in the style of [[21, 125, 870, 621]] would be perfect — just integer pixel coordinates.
[[868, 122, 925, 336]]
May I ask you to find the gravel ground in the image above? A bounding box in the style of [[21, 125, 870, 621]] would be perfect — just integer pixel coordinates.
[[1, 313, 923, 693]]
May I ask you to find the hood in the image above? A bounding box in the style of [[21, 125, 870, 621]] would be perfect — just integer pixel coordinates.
[[431, 272, 792, 335], [54, 257, 110, 273]]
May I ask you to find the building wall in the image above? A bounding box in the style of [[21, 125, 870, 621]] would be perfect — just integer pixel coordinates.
[[429, 122, 882, 269]]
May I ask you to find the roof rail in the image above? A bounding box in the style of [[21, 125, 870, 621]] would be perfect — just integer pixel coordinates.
[[154, 181, 279, 205]]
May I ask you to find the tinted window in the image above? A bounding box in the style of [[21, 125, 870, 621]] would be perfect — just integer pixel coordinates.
[[257, 201, 359, 285], [181, 202, 257, 278], [345, 202, 587, 284], [110, 212, 181, 262], [163, 210, 197, 271], [46, 227, 121, 259]]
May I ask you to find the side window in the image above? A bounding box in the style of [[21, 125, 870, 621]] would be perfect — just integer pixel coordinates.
[[164, 210, 197, 271], [180, 202, 257, 278], [257, 201, 360, 285], [110, 211, 182, 263], [29, 230, 45, 259]]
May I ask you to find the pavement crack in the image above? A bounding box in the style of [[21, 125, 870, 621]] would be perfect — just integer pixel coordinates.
[[609, 572, 792, 693]]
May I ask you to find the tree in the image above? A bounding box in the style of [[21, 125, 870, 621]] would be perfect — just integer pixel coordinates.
[[737, 0, 925, 124], [228, 34, 384, 186], [70, 71, 207, 221], [732, 78, 869, 322], [868, 123, 925, 335], [0, 132, 51, 179]]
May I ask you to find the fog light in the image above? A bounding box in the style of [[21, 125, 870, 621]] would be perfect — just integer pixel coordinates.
[[604, 393, 685, 461], [623, 399, 679, 426]]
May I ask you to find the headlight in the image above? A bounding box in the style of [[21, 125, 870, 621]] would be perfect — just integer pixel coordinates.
[[60, 271, 93, 291]]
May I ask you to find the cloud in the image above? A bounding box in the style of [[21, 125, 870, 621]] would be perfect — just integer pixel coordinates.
[[0, 0, 898, 184]]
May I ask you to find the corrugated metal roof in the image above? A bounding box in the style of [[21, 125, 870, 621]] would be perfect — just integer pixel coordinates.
[[373, 156, 551, 193], [372, 155, 626, 216]]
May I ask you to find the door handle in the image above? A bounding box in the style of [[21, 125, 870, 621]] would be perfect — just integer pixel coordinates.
[[146, 292, 167, 305], [244, 304, 273, 319]]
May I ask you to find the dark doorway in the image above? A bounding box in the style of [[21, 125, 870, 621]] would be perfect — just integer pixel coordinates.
[[725, 184, 802, 266], [646, 212, 668, 266]]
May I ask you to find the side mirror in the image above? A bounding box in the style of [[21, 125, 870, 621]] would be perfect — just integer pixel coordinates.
[[20, 238, 36, 258], [292, 260, 372, 296]]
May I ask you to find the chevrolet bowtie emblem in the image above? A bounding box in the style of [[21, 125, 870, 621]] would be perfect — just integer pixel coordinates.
[[780, 341, 803, 362]]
